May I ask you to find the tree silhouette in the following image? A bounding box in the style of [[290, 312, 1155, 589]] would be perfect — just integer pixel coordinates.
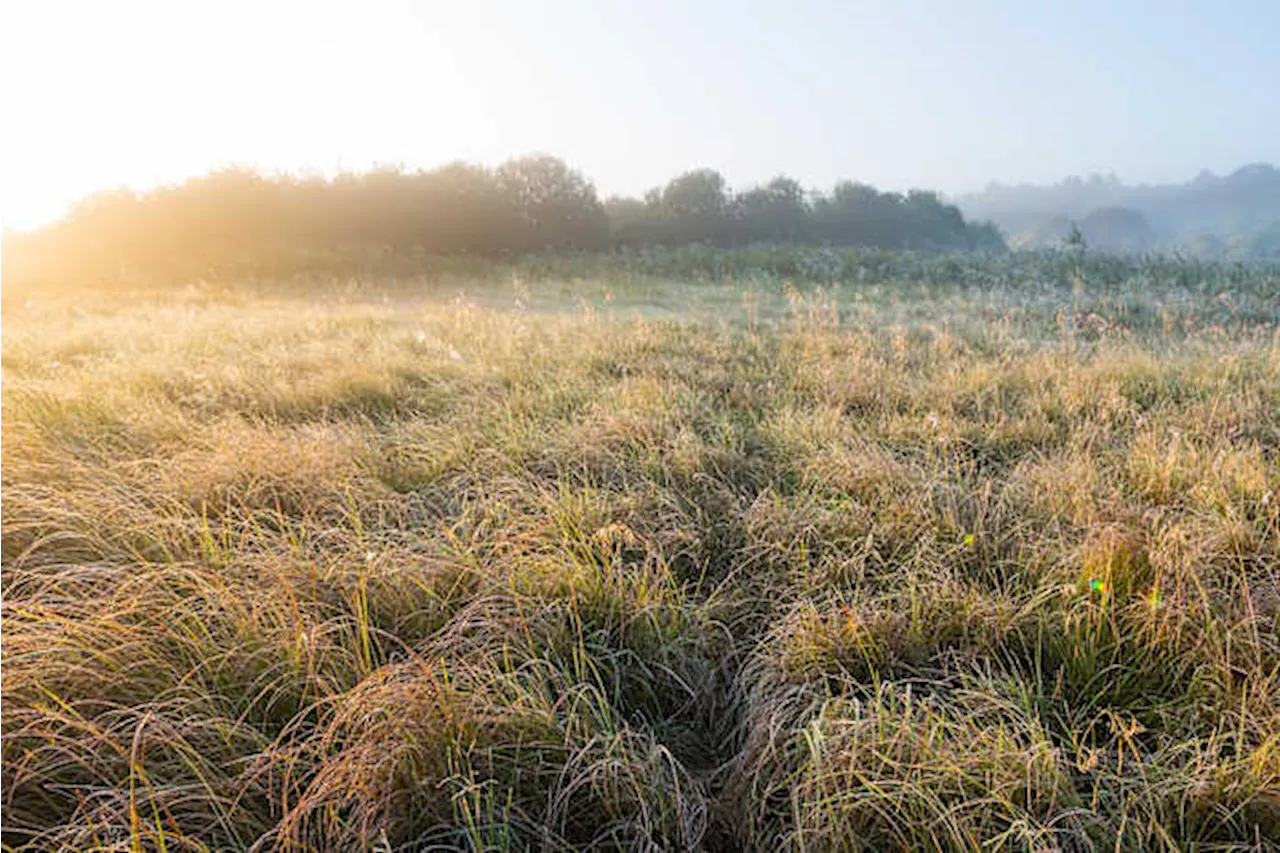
[[1, 154, 1016, 284], [659, 169, 730, 245], [734, 176, 810, 244], [496, 155, 608, 251]]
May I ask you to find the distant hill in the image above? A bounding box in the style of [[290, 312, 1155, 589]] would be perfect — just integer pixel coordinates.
[[952, 164, 1280, 261]]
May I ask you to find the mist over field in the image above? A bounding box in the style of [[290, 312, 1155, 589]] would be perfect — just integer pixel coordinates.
[[954, 164, 1280, 260]]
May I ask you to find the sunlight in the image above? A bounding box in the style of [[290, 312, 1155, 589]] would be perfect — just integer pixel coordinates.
[[0, 0, 490, 230]]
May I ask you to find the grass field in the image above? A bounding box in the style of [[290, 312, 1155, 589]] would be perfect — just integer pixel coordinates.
[[3, 254, 1279, 850]]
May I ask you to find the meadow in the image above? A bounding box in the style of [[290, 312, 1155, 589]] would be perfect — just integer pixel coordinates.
[[2, 251, 1278, 850]]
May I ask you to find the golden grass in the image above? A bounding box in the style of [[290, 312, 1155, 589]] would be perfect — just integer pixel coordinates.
[[2, 271, 1278, 850]]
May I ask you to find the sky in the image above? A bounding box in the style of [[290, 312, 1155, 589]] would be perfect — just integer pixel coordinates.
[[1, 0, 1277, 230]]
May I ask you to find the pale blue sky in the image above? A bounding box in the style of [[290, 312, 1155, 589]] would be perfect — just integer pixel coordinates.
[[2, 0, 1277, 227]]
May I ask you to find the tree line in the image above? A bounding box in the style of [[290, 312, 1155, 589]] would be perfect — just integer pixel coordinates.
[[4, 155, 1006, 282]]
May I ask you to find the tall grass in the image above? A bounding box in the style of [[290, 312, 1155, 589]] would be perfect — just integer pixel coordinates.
[[3, 258, 1278, 850]]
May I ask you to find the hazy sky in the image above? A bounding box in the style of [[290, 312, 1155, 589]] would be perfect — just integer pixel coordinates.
[[2, 0, 1277, 229]]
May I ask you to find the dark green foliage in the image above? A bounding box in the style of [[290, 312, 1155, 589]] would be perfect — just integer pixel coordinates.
[[609, 172, 994, 252]]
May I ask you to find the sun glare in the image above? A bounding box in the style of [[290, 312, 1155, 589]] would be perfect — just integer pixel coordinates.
[[1, 0, 490, 231]]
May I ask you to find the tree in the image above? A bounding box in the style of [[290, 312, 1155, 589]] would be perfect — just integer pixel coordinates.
[[604, 196, 658, 247], [902, 190, 969, 249], [409, 162, 516, 253], [496, 155, 609, 251], [965, 220, 1008, 252], [732, 175, 810, 244], [814, 182, 902, 247], [660, 169, 730, 245]]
